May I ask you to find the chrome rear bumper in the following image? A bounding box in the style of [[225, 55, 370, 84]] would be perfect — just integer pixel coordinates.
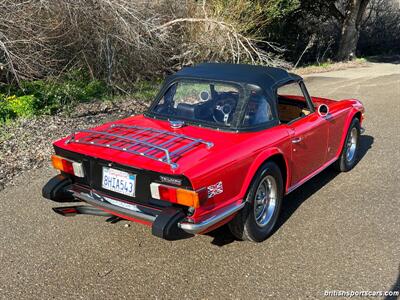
[[177, 202, 245, 234], [67, 184, 244, 236], [69, 185, 159, 223]]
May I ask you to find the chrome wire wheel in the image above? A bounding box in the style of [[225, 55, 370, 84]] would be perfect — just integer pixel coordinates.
[[253, 175, 277, 227], [346, 127, 358, 162]]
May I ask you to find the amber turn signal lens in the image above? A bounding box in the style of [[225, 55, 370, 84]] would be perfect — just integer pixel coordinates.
[[176, 188, 200, 208], [51, 155, 64, 171]]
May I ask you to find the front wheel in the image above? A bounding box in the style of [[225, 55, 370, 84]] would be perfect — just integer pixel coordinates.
[[333, 118, 361, 172], [228, 162, 283, 242]]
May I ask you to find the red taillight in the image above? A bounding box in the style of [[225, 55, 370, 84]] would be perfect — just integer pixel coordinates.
[[158, 185, 177, 202], [51, 155, 84, 177], [62, 160, 74, 174], [150, 183, 207, 208]]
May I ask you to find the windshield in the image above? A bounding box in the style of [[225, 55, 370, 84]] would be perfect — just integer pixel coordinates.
[[149, 80, 243, 128]]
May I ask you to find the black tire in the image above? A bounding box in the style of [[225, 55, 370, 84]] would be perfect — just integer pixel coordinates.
[[333, 118, 361, 172], [228, 161, 283, 242]]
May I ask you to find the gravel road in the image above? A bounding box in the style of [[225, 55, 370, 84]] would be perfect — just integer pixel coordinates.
[[0, 62, 399, 299]]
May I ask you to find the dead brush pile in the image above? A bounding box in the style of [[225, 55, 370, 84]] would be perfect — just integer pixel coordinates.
[[0, 0, 288, 86]]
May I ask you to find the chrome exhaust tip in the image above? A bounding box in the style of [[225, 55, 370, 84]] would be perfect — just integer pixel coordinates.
[[52, 206, 113, 217]]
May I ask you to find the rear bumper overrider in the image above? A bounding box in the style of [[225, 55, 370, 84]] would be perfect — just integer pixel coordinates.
[[42, 175, 244, 240]]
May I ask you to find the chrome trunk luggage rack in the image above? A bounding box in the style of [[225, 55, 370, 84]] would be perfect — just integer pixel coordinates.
[[65, 124, 213, 169]]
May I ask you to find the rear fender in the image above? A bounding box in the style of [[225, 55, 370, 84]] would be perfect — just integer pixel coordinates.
[[335, 102, 364, 158], [240, 148, 290, 198]]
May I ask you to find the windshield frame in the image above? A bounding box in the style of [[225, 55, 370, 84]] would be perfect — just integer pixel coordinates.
[[145, 77, 247, 130]]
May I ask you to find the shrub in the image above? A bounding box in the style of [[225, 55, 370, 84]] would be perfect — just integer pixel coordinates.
[[0, 69, 109, 121], [0, 94, 14, 122], [0, 94, 37, 121], [84, 80, 108, 100], [17, 71, 108, 114], [131, 80, 161, 103], [6, 95, 36, 117]]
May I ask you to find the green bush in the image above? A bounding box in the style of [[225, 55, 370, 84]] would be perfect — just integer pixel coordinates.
[[0, 94, 14, 122], [131, 80, 161, 102], [0, 94, 37, 121], [7, 95, 37, 117], [84, 80, 107, 99], [0, 69, 109, 122], [20, 75, 108, 109]]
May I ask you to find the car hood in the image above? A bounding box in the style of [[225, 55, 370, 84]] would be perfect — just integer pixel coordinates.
[[53, 115, 251, 177]]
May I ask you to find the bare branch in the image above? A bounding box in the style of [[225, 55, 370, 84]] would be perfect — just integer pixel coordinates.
[[0, 0, 289, 84], [329, 2, 345, 21]]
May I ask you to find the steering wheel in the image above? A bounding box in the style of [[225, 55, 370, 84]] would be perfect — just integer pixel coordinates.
[[212, 99, 234, 125]]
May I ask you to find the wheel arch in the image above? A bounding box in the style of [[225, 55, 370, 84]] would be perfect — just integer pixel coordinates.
[[240, 149, 290, 200], [335, 108, 363, 158]]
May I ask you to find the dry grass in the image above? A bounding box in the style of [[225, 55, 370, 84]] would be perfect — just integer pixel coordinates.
[[293, 59, 369, 75]]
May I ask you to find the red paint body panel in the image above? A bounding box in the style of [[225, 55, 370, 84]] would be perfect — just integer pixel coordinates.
[[53, 96, 364, 226]]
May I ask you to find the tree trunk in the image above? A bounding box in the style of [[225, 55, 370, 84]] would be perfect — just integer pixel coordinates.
[[336, 0, 370, 61]]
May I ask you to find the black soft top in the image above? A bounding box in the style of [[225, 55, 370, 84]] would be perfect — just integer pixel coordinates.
[[147, 63, 306, 132], [167, 63, 301, 92]]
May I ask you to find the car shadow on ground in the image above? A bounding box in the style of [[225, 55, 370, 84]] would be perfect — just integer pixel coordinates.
[[366, 55, 400, 64], [385, 268, 400, 300], [207, 135, 374, 247]]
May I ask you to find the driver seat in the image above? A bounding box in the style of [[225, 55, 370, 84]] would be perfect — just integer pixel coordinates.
[[176, 103, 196, 119]]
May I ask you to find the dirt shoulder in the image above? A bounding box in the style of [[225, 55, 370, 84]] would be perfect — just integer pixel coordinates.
[[293, 59, 370, 75]]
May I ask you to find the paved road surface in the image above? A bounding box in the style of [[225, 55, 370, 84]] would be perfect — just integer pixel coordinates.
[[1, 62, 399, 299]]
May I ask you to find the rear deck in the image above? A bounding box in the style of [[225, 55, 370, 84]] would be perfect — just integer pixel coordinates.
[[65, 124, 213, 169]]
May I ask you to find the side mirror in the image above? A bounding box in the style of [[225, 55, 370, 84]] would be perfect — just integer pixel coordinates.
[[317, 104, 329, 117]]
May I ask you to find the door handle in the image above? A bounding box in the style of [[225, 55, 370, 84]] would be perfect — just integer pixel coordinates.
[[292, 137, 303, 144]]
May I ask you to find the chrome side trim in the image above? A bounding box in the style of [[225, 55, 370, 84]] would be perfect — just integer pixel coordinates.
[[178, 202, 245, 234], [287, 156, 337, 194]]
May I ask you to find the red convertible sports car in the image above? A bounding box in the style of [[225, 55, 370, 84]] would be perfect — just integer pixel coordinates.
[[43, 63, 365, 242]]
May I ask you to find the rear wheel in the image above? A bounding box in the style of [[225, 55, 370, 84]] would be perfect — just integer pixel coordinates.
[[333, 118, 361, 172], [228, 162, 283, 242]]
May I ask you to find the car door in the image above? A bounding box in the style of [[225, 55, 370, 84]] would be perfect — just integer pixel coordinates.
[[287, 113, 329, 185], [276, 81, 329, 186]]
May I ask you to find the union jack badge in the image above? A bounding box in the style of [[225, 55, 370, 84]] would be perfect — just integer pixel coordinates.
[[207, 181, 223, 198]]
